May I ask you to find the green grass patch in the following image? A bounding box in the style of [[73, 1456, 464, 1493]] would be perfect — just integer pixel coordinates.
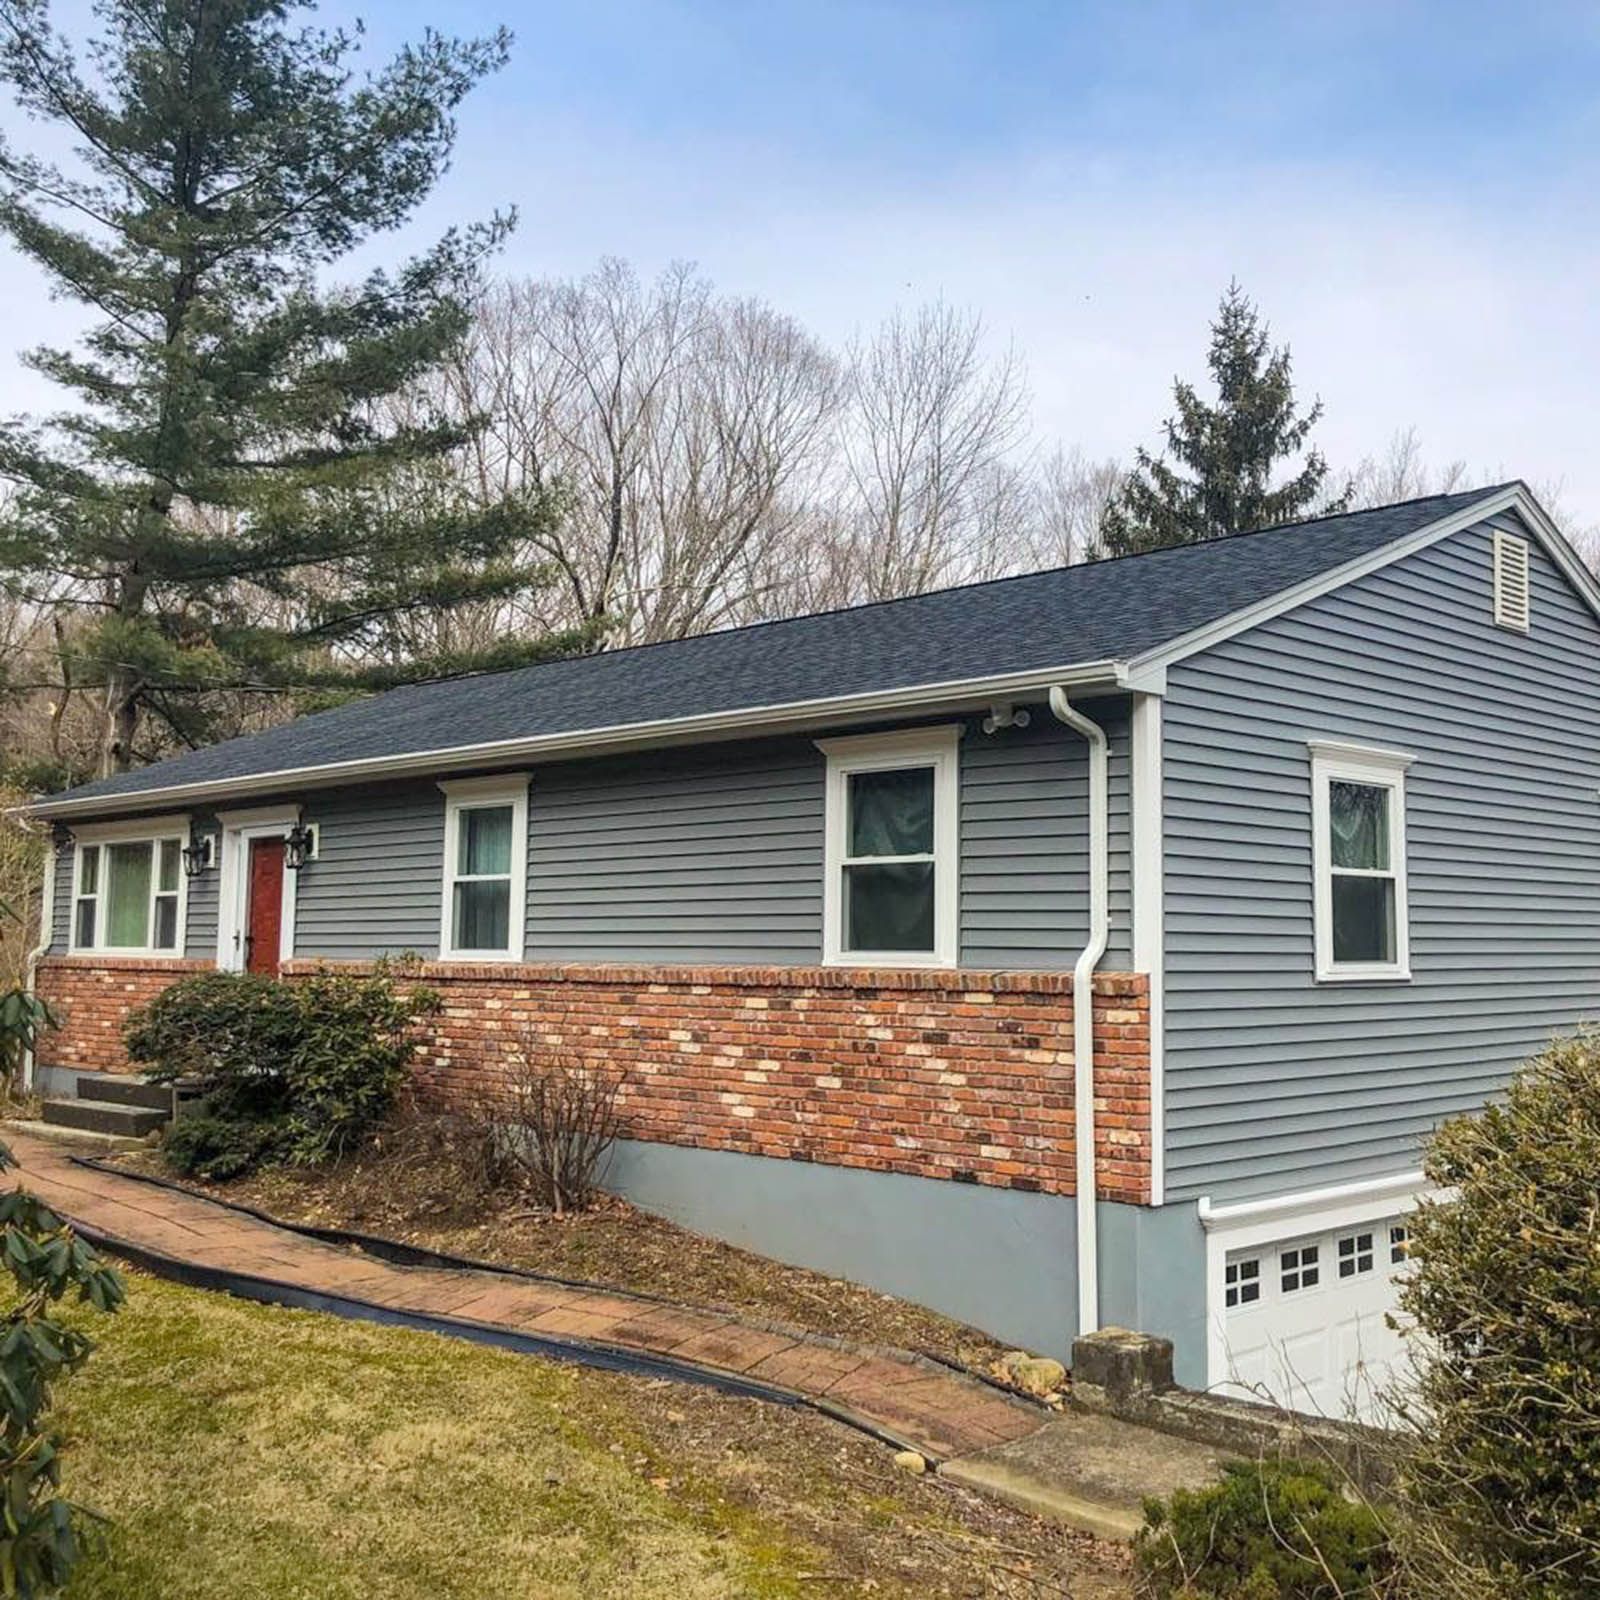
[[55, 1273, 833, 1599]]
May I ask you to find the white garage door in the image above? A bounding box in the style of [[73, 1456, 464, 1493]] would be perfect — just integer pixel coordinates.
[[1216, 1214, 1412, 1421]]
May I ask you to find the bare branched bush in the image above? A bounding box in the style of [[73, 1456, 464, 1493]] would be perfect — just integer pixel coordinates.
[[374, 1086, 517, 1200], [499, 1037, 624, 1215]]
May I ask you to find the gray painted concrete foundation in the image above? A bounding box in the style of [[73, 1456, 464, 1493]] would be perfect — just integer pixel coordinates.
[[604, 1138, 1206, 1380]]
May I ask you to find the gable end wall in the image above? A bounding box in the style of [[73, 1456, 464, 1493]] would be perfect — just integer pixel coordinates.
[[1161, 512, 1600, 1204]]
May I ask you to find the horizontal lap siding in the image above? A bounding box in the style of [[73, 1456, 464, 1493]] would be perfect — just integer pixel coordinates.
[[960, 702, 1131, 969], [527, 741, 825, 964], [50, 852, 70, 949], [294, 782, 445, 959], [61, 707, 1130, 971], [1163, 515, 1600, 1203]]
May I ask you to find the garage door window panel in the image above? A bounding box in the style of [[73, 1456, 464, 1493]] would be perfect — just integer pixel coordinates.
[[1280, 1244, 1320, 1293], [1338, 1232, 1375, 1278]]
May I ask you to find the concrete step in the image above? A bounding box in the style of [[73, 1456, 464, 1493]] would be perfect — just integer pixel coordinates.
[[74, 1072, 172, 1112], [42, 1098, 167, 1139], [2, 1118, 146, 1152]]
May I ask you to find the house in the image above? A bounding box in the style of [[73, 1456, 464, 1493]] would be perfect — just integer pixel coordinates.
[[23, 481, 1600, 1417]]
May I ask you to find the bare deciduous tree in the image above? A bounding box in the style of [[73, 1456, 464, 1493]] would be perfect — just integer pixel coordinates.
[[1025, 447, 1123, 567], [449, 261, 840, 645], [832, 302, 1031, 603], [1343, 427, 1474, 511]]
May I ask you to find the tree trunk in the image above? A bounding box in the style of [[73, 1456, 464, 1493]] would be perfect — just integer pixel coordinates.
[[100, 671, 139, 776]]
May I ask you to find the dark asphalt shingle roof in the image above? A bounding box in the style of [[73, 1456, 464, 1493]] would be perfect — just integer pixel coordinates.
[[52, 487, 1507, 806]]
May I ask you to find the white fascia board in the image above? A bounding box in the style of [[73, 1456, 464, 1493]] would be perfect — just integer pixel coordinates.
[[24, 659, 1131, 820], [1125, 483, 1587, 677]]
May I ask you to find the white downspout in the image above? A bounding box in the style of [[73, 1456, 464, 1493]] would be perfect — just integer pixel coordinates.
[[20, 829, 56, 1094], [1049, 685, 1109, 1338]]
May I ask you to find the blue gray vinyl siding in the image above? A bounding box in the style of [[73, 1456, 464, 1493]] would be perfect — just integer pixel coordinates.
[[293, 782, 446, 961], [961, 701, 1131, 968], [1162, 514, 1600, 1204], [49, 851, 69, 950], [45, 703, 1132, 970], [525, 739, 824, 963], [287, 703, 1131, 968]]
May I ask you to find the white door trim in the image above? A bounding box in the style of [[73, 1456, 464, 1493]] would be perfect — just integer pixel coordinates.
[[216, 810, 301, 972]]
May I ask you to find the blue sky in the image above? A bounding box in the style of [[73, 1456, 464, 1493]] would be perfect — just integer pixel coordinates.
[[6, 1, 1600, 522]]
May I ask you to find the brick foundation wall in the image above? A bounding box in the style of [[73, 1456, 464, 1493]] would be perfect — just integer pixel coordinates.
[[288, 959, 1153, 1203], [35, 955, 1154, 1203], [34, 956, 211, 1075]]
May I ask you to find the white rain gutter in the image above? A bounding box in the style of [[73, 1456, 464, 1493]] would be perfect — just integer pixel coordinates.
[[1048, 685, 1109, 1338], [19, 828, 55, 1094]]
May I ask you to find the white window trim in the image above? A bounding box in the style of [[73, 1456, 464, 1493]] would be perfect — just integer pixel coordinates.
[[215, 804, 301, 973], [815, 725, 960, 969], [1309, 740, 1414, 983], [438, 775, 530, 962], [69, 815, 191, 957]]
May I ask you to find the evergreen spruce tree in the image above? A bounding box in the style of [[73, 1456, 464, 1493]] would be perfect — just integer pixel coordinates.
[[0, 0, 582, 774], [1096, 282, 1346, 559]]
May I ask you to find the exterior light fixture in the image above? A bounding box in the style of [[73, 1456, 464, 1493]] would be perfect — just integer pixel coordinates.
[[283, 822, 315, 871], [51, 824, 75, 858], [181, 836, 215, 878]]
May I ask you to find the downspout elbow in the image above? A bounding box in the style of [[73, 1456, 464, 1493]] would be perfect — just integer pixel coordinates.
[[1049, 685, 1110, 1339]]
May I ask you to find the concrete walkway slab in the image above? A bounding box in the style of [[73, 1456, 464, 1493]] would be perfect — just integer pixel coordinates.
[[3, 1124, 1220, 1538], [942, 1411, 1221, 1540]]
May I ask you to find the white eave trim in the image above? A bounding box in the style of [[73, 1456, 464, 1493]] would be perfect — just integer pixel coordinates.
[[24, 659, 1132, 820], [1126, 483, 1599, 676]]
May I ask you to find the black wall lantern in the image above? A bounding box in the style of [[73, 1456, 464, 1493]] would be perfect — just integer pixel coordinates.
[[283, 821, 315, 871], [181, 835, 215, 878]]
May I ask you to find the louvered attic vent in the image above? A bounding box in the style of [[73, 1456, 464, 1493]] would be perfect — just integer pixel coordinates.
[[1492, 530, 1531, 632]]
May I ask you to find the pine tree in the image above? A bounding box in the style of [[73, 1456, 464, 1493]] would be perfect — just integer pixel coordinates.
[[1096, 282, 1346, 559], [0, 0, 583, 774]]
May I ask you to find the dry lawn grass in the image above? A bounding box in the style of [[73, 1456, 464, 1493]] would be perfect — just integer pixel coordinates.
[[56, 1272, 1131, 1599]]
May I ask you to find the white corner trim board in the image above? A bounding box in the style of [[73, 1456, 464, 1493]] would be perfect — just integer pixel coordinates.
[[1129, 692, 1165, 1207]]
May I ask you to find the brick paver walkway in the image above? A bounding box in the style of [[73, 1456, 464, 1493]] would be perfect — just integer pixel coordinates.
[[5, 1129, 1042, 1462]]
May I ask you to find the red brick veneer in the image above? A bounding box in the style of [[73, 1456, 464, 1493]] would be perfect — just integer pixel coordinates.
[[34, 955, 1153, 1203], [34, 956, 211, 1075], [287, 959, 1153, 1203]]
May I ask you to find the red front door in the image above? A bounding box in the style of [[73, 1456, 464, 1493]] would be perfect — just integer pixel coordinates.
[[245, 837, 285, 975]]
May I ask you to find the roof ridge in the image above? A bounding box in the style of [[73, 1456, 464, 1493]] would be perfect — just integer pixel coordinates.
[[398, 483, 1514, 691]]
